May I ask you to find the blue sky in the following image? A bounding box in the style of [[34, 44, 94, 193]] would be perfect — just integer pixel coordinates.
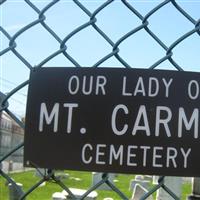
[[0, 0, 200, 117]]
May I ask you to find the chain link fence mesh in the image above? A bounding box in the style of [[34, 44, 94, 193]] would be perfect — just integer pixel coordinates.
[[0, 0, 199, 199]]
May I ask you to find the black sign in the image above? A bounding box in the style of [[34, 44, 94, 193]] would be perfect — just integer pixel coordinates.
[[24, 67, 200, 176]]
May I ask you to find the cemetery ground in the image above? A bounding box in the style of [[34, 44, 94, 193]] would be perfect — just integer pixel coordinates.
[[0, 170, 191, 200]]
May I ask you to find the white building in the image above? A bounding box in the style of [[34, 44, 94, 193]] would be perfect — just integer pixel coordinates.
[[0, 112, 24, 172]]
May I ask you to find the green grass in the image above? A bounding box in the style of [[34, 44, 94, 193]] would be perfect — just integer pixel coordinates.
[[0, 170, 191, 200]]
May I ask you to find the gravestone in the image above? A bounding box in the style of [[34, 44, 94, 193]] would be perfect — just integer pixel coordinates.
[[5, 178, 15, 186], [52, 192, 66, 200], [135, 175, 152, 182], [135, 175, 144, 180], [182, 177, 192, 184], [62, 188, 98, 200], [92, 172, 115, 190], [143, 175, 153, 182], [156, 176, 182, 200], [55, 171, 69, 180], [39, 182, 46, 187], [129, 175, 150, 191], [129, 179, 150, 191], [153, 176, 159, 185], [131, 184, 153, 200]]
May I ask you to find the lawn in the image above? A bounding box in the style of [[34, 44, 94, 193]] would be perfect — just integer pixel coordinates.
[[0, 170, 191, 200]]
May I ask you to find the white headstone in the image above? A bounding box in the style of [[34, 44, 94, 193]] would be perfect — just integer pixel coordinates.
[[153, 176, 159, 185], [135, 175, 144, 181], [156, 176, 182, 200], [92, 172, 115, 190], [129, 179, 150, 191], [131, 184, 153, 200], [52, 192, 66, 200], [55, 171, 69, 180], [144, 175, 153, 182], [62, 188, 98, 200], [39, 182, 46, 187]]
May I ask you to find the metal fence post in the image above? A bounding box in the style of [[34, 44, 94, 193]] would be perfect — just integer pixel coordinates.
[[8, 182, 25, 200], [188, 178, 200, 200]]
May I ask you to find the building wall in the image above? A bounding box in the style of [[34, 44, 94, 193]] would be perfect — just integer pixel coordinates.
[[0, 112, 24, 164]]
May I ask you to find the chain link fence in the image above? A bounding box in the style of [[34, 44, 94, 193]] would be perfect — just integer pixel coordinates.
[[0, 0, 200, 199]]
